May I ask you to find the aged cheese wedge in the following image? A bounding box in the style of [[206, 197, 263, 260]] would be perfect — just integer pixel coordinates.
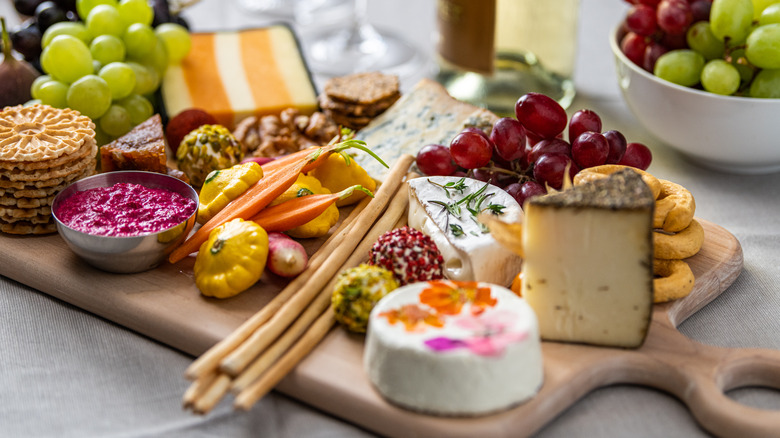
[[407, 176, 523, 287], [354, 78, 498, 181], [364, 280, 543, 416], [521, 169, 655, 348], [161, 25, 317, 130]]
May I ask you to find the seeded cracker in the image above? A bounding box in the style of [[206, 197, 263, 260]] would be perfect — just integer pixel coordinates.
[[319, 72, 401, 131], [323, 72, 400, 104]]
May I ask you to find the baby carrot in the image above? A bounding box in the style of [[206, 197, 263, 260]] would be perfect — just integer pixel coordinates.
[[251, 185, 373, 233], [168, 140, 386, 263]]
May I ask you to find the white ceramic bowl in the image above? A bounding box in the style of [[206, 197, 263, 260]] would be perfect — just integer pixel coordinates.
[[610, 26, 780, 174]]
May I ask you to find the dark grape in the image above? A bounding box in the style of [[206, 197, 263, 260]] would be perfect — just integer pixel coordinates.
[[637, 0, 661, 6], [173, 14, 190, 30], [533, 153, 577, 190], [527, 138, 571, 165], [690, 0, 712, 23], [626, 4, 658, 37], [471, 168, 512, 187], [490, 117, 526, 162], [462, 126, 490, 141], [14, 0, 46, 16], [35, 1, 67, 32], [660, 31, 688, 49], [518, 181, 547, 207], [572, 132, 609, 169], [514, 92, 567, 139], [621, 32, 649, 67], [568, 109, 602, 144], [54, 0, 77, 13], [604, 130, 628, 164], [618, 142, 653, 170], [10, 21, 42, 60], [416, 144, 457, 176], [505, 183, 523, 203], [643, 41, 669, 72], [449, 131, 493, 169], [151, 0, 172, 26], [657, 0, 693, 36]]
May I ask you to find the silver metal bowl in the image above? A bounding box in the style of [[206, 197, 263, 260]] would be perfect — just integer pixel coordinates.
[[51, 171, 198, 274]]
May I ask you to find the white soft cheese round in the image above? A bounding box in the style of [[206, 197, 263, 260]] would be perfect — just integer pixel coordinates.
[[364, 281, 543, 416]]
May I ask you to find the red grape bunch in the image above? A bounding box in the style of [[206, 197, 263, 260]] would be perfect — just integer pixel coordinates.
[[415, 92, 653, 208]]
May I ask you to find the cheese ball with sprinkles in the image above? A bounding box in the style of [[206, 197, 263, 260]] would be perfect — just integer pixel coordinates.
[[368, 226, 445, 285], [332, 264, 399, 333]]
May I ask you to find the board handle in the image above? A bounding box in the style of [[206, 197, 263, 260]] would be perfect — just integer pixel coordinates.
[[680, 346, 780, 438]]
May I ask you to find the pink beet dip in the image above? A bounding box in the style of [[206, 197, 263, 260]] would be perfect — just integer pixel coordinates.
[[55, 182, 196, 237]]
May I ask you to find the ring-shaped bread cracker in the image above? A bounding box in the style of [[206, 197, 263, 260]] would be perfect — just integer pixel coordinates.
[[654, 218, 704, 259], [653, 259, 695, 303], [656, 179, 695, 232], [574, 164, 661, 200]]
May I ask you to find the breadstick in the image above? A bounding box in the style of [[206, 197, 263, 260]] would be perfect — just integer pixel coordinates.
[[230, 182, 410, 392], [219, 154, 415, 376], [182, 371, 218, 409], [233, 306, 337, 411], [191, 373, 232, 415], [183, 196, 369, 381]]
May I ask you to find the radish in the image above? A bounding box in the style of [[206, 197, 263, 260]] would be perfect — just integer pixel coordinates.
[[240, 156, 276, 166], [266, 232, 308, 278]]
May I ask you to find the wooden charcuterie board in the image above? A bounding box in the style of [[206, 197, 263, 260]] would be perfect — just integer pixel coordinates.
[[2, 218, 775, 437]]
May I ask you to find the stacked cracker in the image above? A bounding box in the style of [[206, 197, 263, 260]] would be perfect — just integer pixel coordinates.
[[319, 72, 400, 131], [0, 105, 97, 235]]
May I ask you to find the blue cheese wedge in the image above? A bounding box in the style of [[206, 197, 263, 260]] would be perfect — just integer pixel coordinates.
[[407, 176, 523, 287], [355, 78, 498, 181], [521, 169, 655, 348]]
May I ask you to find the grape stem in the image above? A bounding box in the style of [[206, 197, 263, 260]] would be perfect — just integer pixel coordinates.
[[468, 161, 534, 184]]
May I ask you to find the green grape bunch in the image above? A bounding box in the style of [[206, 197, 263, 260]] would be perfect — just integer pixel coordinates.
[[27, 0, 192, 143], [621, 0, 780, 98]]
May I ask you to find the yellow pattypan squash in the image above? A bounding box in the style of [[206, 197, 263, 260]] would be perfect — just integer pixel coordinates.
[[308, 153, 376, 206], [197, 162, 263, 224], [269, 174, 339, 238], [194, 218, 269, 299]]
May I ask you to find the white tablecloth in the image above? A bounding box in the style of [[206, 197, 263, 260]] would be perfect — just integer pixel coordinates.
[[2, 1, 779, 437]]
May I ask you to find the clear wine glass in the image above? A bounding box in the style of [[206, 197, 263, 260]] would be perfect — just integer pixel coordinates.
[[300, 0, 426, 81]]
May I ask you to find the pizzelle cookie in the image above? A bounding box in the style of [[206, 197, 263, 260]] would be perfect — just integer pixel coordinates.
[[0, 105, 96, 235], [0, 105, 94, 161]]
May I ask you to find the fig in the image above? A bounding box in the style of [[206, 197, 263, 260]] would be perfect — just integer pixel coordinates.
[[0, 17, 40, 108]]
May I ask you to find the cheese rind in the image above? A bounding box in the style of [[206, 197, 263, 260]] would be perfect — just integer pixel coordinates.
[[521, 169, 655, 348], [364, 281, 543, 416], [407, 176, 523, 287], [354, 79, 498, 181]]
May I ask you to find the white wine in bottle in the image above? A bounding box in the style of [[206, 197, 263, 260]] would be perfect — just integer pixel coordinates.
[[435, 0, 579, 115]]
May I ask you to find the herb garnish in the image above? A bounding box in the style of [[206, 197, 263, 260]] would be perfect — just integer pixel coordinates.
[[425, 180, 506, 238], [427, 177, 468, 199]]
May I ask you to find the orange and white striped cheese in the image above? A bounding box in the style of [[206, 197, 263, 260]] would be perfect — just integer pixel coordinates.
[[162, 25, 318, 129]]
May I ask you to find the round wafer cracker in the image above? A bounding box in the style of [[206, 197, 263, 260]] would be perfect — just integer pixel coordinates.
[[0, 137, 96, 172], [0, 158, 96, 189], [0, 105, 95, 162], [0, 205, 52, 220], [0, 216, 57, 235], [0, 194, 54, 208], [0, 145, 96, 182]]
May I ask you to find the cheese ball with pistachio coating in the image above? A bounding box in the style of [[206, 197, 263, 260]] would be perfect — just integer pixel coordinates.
[[332, 264, 399, 333]]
